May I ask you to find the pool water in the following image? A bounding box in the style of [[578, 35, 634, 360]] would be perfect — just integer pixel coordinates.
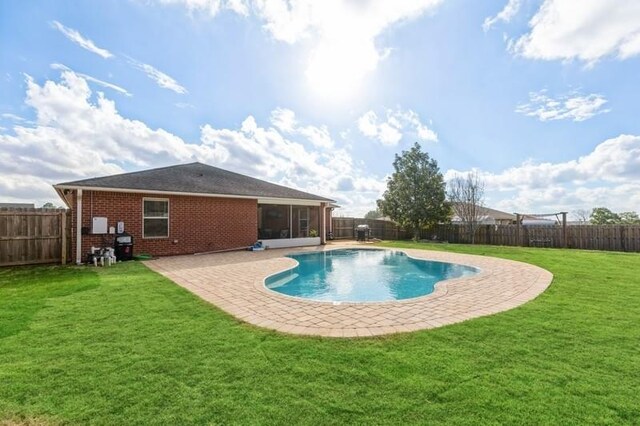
[[265, 249, 479, 302]]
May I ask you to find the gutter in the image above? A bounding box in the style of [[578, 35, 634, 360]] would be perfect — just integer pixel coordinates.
[[52, 184, 334, 205]]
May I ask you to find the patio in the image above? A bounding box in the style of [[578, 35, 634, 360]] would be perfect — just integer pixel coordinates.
[[145, 242, 553, 337]]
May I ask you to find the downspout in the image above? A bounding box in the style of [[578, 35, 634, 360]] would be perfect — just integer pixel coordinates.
[[76, 189, 83, 265]]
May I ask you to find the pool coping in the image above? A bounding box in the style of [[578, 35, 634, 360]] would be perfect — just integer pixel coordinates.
[[259, 247, 484, 305], [145, 243, 554, 338]]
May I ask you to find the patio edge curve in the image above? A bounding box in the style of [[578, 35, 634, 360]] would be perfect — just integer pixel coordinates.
[[145, 244, 553, 338]]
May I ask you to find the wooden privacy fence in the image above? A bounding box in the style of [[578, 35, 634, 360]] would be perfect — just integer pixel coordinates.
[[0, 208, 70, 266], [426, 224, 640, 252], [332, 217, 410, 240]]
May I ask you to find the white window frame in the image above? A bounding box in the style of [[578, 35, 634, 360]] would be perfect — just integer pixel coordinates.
[[142, 197, 170, 239]]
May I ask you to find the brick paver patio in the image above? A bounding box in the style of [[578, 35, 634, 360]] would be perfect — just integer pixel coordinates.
[[145, 243, 553, 337]]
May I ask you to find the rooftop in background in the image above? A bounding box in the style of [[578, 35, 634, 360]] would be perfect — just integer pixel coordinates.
[[55, 162, 334, 202], [451, 203, 516, 221], [0, 203, 35, 209]]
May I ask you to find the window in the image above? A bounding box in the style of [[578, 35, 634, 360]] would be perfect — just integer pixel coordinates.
[[143, 198, 169, 238], [258, 204, 290, 239]]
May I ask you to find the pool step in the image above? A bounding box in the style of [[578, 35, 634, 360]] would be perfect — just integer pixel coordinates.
[[267, 273, 299, 289]]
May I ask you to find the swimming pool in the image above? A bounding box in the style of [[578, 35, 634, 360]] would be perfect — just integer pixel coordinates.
[[265, 248, 479, 302]]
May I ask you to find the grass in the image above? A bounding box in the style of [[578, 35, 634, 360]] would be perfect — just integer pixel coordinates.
[[1, 243, 639, 425]]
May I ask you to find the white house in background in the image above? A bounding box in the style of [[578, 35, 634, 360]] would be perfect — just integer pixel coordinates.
[[451, 204, 516, 225], [451, 204, 559, 226]]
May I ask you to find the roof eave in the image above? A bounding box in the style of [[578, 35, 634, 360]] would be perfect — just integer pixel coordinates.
[[53, 186, 73, 209], [52, 184, 334, 204]]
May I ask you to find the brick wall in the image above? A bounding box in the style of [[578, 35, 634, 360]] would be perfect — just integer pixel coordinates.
[[69, 190, 257, 262]]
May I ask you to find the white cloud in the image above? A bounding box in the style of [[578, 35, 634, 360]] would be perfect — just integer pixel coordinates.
[[5, 75, 638, 217], [156, 0, 249, 16], [199, 117, 361, 206], [491, 183, 640, 216], [253, 1, 442, 45], [376, 122, 403, 146], [270, 107, 297, 132], [226, 0, 250, 15], [446, 134, 640, 212], [451, 134, 640, 189], [0, 72, 381, 215], [50, 21, 114, 59], [0, 71, 224, 206], [152, 0, 443, 100], [510, 0, 640, 64], [516, 89, 610, 122], [254, 0, 443, 100], [128, 58, 188, 94], [50, 63, 132, 97], [269, 107, 333, 148], [357, 108, 437, 146], [357, 111, 379, 138], [297, 125, 333, 149], [1, 113, 28, 123], [483, 0, 522, 32]]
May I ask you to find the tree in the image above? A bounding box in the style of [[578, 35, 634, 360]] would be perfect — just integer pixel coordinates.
[[590, 207, 620, 224], [42, 202, 59, 209], [364, 209, 383, 219], [619, 211, 640, 224], [377, 142, 450, 240], [448, 171, 485, 244], [572, 209, 591, 223]]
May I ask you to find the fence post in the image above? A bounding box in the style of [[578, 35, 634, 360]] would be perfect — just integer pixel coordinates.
[[61, 210, 67, 264], [562, 212, 568, 248]]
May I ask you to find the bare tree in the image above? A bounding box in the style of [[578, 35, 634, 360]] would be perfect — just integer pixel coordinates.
[[572, 209, 590, 223], [448, 171, 485, 244]]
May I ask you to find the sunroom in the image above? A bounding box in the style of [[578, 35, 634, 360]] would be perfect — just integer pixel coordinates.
[[258, 202, 322, 248]]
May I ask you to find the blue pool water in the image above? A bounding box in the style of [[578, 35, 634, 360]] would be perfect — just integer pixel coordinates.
[[265, 249, 479, 302]]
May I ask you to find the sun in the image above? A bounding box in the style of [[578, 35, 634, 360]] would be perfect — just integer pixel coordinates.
[[305, 38, 377, 102]]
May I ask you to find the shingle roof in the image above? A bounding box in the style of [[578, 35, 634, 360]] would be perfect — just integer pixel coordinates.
[[477, 206, 517, 221], [451, 203, 516, 220], [55, 162, 334, 202]]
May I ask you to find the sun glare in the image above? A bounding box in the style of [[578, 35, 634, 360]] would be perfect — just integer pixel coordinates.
[[305, 38, 377, 102]]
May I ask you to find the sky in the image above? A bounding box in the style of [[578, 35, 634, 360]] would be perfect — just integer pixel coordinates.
[[1, 0, 639, 217]]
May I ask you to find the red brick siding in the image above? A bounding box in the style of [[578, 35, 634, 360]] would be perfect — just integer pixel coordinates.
[[69, 190, 257, 261]]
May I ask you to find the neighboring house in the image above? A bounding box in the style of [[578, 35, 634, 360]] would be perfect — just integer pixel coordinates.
[[54, 162, 335, 264], [451, 203, 558, 226], [451, 204, 516, 225]]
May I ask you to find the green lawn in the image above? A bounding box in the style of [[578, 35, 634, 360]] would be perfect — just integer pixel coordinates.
[[1, 243, 639, 425]]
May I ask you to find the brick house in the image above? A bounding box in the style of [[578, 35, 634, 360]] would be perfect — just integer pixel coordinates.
[[54, 162, 335, 264]]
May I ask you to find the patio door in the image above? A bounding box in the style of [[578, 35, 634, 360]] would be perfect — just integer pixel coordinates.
[[299, 207, 309, 237]]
